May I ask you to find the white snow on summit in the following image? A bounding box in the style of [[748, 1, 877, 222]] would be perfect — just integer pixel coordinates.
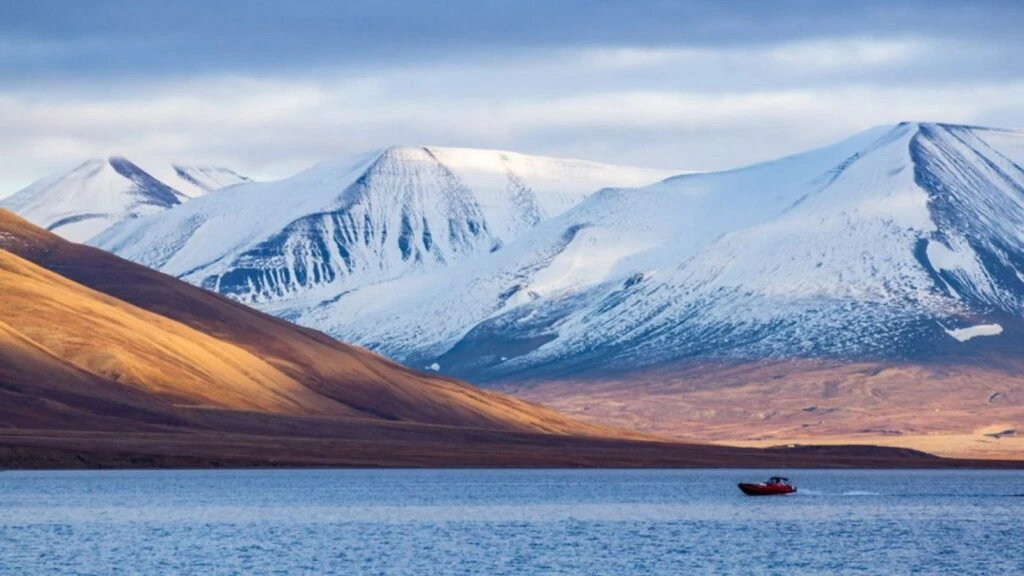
[[1, 157, 249, 243], [93, 146, 679, 305]]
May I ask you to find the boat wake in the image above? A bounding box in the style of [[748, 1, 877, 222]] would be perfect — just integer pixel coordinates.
[[793, 489, 881, 497]]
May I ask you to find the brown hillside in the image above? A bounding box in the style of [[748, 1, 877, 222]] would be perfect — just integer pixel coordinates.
[[0, 209, 608, 436], [505, 359, 1024, 459]]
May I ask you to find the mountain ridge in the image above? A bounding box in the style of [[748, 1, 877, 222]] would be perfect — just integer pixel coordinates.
[[93, 146, 680, 306]]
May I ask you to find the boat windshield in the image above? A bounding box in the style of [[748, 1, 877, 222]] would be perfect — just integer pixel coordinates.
[[768, 477, 790, 485]]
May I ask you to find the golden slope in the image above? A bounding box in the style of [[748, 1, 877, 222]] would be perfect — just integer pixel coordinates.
[[0, 318, 186, 430], [0, 249, 353, 417], [0, 209, 609, 437]]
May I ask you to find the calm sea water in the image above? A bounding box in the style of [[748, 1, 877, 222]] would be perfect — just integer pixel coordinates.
[[1, 469, 1022, 575]]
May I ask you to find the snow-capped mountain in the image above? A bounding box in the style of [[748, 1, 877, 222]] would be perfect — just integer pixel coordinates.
[[92, 146, 679, 305], [263, 122, 1024, 381], [2, 157, 249, 243], [92, 125, 1024, 388]]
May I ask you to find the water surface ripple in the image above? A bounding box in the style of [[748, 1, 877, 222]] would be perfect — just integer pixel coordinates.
[[1, 469, 1021, 575]]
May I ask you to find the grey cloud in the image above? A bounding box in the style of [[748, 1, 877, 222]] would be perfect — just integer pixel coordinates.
[[1, 1, 1023, 194], [3, 0, 1023, 81]]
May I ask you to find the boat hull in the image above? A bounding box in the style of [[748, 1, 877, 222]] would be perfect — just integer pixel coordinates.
[[738, 483, 796, 496]]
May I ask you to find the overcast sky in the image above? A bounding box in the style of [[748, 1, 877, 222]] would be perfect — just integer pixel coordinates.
[[2, 0, 1023, 195]]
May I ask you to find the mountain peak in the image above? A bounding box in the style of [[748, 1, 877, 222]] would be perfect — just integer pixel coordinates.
[[1, 157, 249, 242], [890, 120, 1023, 134]]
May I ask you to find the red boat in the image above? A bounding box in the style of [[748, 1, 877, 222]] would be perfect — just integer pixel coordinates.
[[738, 476, 796, 496]]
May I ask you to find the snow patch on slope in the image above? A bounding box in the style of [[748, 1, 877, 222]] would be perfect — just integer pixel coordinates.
[[161, 164, 251, 198], [943, 323, 1003, 342]]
